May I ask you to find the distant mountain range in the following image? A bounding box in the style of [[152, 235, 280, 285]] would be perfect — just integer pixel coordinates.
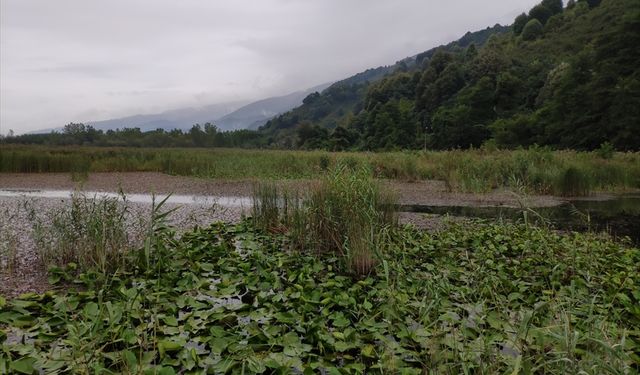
[[216, 82, 332, 131], [85, 102, 246, 133], [32, 83, 332, 134]]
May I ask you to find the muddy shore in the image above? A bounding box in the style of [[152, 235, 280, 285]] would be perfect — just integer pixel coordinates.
[[0, 172, 566, 208]]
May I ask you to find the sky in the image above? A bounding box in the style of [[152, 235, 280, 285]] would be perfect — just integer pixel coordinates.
[[0, 0, 540, 135]]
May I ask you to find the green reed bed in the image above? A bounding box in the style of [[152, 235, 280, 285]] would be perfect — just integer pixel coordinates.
[[251, 165, 396, 276], [2, 145, 639, 195]]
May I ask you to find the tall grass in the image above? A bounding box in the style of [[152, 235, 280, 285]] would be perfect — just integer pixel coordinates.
[[27, 193, 134, 274], [2, 145, 639, 195], [0, 205, 20, 273], [252, 165, 397, 275]]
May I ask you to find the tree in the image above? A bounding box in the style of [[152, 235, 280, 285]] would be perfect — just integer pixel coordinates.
[[513, 13, 529, 35], [522, 19, 544, 41], [63, 122, 86, 135], [582, 0, 601, 8], [529, 4, 553, 24], [541, 0, 563, 15]]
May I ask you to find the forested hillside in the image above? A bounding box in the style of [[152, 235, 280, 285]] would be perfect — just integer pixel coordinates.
[[260, 24, 509, 148], [263, 0, 640, 151]]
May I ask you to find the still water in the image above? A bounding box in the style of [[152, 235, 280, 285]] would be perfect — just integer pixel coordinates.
[[0, 189, 252, 207], [401, 193, 640, 244]]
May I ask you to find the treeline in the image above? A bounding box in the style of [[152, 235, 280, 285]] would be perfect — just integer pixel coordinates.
[[2, 123, 266, 148]]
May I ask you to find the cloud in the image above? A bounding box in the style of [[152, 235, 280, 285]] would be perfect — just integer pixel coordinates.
[[0, 0, 540, 134]]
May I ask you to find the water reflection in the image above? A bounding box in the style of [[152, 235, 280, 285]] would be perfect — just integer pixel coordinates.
[[0, 189, 252, 207]]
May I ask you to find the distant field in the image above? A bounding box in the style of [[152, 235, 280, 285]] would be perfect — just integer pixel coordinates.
[[1, 145, 639, 196]]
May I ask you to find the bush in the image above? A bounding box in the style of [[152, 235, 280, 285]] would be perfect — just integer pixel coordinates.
[[596, 141, 615, 159], [522, 19, 544, 41]]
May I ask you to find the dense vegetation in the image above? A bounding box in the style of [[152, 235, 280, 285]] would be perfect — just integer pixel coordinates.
[[1, 220, 638, 373], [2, 145, 640, 196]]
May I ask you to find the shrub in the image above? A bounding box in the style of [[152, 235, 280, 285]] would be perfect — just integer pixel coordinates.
[[596, 141, 615, 159]]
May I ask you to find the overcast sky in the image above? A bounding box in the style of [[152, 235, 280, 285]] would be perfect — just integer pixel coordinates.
[[0, 0, 540, 135]]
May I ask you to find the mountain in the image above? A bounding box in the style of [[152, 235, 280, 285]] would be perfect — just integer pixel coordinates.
[[262, 0, 640, 151], [31, 83, 334, 134], [215, 82, 333, 131], [85, 102, 246, 133]]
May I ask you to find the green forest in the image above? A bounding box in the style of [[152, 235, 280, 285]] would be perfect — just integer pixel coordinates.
[[3, 0, 638, 151]]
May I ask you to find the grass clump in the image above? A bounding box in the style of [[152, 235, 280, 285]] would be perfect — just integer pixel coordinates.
[[252, 165, 396, 275], [28, 193, 133, 275], [554, 165, 594, 196], [0, 206, 20, 273]]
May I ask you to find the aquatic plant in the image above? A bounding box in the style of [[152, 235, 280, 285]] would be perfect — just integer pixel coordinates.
[[0, 221, 637, 373]]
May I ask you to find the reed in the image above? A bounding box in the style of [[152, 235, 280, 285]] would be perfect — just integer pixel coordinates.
[[2, 145, 639, 196], [251, 165, 397, 275]]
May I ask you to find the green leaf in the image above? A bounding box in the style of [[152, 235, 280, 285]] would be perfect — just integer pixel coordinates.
[[158, 340, 183, 357], [158, 367, 176, 375], [122, 350, 138, 370], [10, 357, 36, 374]]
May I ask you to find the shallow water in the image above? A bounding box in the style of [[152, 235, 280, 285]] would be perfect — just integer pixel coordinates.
[[402, 193, 640, 244], [1, 188, 637, 243], [0, 188, 252, 207]]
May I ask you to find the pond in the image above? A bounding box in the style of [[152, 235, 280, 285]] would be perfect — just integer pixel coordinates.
[[401, 193, 640, 244]]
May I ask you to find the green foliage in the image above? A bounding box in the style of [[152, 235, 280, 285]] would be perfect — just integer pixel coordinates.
[[541, 0, 564, 14], [261, 0, 638, 152], [1, 220, 638, 372], [522, 19, 544, 40]]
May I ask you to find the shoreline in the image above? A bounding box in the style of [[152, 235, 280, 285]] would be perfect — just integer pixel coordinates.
[[0, 171, 569, 208]]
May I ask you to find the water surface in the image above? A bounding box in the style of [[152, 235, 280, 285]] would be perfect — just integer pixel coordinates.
[[0, 189, 252, 207]]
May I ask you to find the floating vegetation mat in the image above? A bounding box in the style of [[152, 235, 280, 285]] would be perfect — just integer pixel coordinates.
[[1, 221, 638, 373]]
